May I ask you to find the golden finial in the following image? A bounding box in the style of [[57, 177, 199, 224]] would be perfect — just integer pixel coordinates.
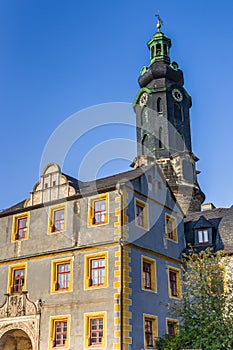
[[155, 13, 163, 31]]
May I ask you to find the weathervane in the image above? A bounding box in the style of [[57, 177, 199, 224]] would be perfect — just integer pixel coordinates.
[[155, 12, 163, 31]]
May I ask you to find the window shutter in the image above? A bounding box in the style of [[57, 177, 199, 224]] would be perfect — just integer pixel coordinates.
[[88, 278, 92, 287], [55, 282, 60, 291]]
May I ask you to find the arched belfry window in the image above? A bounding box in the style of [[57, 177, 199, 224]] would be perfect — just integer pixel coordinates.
[[159, 127, 163, 149], [157, 98, 162, 113], [163, 44, 168, 56], [151, 46, 155, 59], [142, 134, 148, 155], [156, 44, 161, 56]]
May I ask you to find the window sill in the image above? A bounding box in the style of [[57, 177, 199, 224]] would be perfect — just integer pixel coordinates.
[[142, 287, 157, 293]]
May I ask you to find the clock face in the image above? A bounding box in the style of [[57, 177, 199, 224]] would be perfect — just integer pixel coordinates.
[[139, 92, 148, 107], [172, 88, 183, 102]]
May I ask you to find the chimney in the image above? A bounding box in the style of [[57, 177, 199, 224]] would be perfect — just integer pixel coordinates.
[[202, 203, 216, 211]]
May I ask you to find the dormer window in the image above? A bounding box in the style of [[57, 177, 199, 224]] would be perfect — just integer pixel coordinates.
[[192, 216, 213, 248], [197, 229, 209, 244]]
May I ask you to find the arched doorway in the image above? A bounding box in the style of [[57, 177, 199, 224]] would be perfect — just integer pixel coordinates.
[[0, 329, 32, 350]]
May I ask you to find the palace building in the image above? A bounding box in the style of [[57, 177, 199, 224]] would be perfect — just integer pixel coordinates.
[[0, 16, 212, 350]]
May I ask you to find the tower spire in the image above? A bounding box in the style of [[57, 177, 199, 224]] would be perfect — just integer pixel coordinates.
[[147, 14, 171, 65], [155, 13, 163, 32]]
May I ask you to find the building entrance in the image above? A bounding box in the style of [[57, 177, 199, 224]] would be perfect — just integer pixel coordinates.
[[0, 329, 32, 350]]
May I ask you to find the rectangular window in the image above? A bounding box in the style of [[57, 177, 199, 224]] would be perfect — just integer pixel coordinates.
[[135, 199, 148, 229], [51, 258, 73, 293], [142, 256, 156, 292], [143, 314, 158, 349], [165, 214, 178, 242], [168, 267, 181, 299], [94, 200, 106, 224], [12, 212, 29, 241], [89, 194, 108, 226], [17, 217, 27, 239], [8, 264, 27, 294], [84, 312, 106, 348], [166, 319, 178, 336], [54, 209, 65, 232], [90, 258, 105, 286], [136, 203, 144, 226], [48, 205, 66, 234], [84, 253, 108, 289], [49, 315, 70, 349], [143, 261, 151, 289], [90, 318, 103, 345], [57, 263, 70, 290], [198, 229, 209, 244], [13, 269, 25, 293], [145, 319, 153, 347], [54, 320, 67, 346]]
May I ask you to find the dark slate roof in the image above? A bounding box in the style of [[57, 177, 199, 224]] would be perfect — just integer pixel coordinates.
[[193, 215, 213, 229], [1, 200, 26, 215], [78, 166, 147, 194], [0, 166, 157, 216], [63, 173, 82, 191], [185, 206, 233, 253], [1, 163, 182, 217]]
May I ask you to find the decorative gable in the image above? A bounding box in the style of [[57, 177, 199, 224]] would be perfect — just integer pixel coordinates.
[[24, 163, 77, 207]]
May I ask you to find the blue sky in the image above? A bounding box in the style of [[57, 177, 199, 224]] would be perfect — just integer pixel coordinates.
[[0, 0, 233, 210]]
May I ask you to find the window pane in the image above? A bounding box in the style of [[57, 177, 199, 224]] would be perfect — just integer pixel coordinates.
[[203, 229, 208, 242], [101, 213, 106, 222], [169, 271, 178, 296], [90, 318, 104, 344], [90, 258, 105, 286], [198, 230, 203, 243], [143, 262, 152, 289], [57, 263, 70, 289], [145, 319, 153, 347]]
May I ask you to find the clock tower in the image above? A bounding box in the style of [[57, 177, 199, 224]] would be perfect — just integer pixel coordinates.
[[132, 17, 205, 214]]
